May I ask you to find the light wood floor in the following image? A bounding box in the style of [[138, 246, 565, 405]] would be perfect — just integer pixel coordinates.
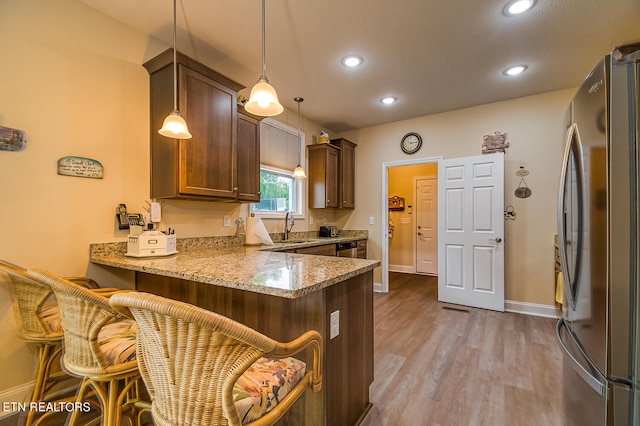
[[361, 272, 564, 426]]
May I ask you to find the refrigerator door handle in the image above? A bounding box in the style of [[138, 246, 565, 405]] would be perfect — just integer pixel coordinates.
[[556, 123, 585, 309], [556, 318, 608, 397]]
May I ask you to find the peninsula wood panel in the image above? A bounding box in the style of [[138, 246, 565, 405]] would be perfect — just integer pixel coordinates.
[[136, 270, 374, 426], [325, 271, 374, 425]]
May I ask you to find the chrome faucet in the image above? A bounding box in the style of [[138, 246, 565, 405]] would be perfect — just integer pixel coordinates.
[[283, 212, 294, 240]]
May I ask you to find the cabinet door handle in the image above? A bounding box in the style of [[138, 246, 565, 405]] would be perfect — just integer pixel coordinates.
[[233, 187, 238, 191]]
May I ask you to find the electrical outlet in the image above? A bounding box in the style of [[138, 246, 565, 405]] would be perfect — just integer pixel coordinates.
[[309, 217, 314, 225], [369, 216, 375, 225], [330, 310, 340, 339], [223, 215, 231, 227]]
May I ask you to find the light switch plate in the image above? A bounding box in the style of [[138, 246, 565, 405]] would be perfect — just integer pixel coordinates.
[[330, 310, 340, 339], [369, 216, 375, 225], [223, 216, 231, 227]]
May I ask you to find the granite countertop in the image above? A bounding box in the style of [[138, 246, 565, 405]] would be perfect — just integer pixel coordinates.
[[89, 231, 379, 299]]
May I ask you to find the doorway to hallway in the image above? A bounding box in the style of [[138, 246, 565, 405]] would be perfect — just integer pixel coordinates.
[[381, 157, 440, 293]]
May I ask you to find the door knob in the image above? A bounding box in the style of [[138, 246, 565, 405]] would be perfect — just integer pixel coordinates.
[[489, 237, 502, 243]]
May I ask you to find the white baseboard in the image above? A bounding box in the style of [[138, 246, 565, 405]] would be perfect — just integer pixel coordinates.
[[388, 264, 414, 274], [0, 382, 32, 419], [505, 300, 560, 319], [373, 280, 559, 317]]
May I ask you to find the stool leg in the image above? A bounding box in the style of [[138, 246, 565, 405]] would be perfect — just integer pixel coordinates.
[[67, 378, 97, 426], [26, 343, 56, 426]]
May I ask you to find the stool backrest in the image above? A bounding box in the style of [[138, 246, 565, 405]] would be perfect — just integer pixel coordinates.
[[110, 291, 278, 426], [27, 268, 134, 376], [0, 260, 61, 341]]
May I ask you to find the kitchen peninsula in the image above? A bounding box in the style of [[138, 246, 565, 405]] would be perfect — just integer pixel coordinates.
[[90, 234, 379, 426]]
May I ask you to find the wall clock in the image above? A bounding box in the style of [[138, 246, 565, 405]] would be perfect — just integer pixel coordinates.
[[401, 132, 422, 154]]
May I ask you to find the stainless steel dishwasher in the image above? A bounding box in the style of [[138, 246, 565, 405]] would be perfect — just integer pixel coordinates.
[[336, 241, 358, 258]]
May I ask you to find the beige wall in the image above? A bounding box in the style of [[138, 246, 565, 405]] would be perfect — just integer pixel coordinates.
[[388, 164, 437, 268], [338, 88, 573, 307]]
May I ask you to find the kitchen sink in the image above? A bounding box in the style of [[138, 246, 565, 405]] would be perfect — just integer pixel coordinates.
[[275, 238, 320, 244]]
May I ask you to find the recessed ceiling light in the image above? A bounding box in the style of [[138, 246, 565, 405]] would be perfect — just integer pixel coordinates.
[[342, 55, 363, 67], [503, 65, 528, 76], [503, 0, 535, 16], [380, 96, 397, 105]]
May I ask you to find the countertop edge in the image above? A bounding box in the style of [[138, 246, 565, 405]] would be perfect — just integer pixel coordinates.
[[91, 255, 380, 299], [90, 244, 380, 299]]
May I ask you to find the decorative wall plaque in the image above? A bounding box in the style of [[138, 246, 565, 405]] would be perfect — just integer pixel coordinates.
[[0, 126, 27, 152], [57, 156, 104, 179], [388, 195, 405, 211], [482, 131, 509, 154]]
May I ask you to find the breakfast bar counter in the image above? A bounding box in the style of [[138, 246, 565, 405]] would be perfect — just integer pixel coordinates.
[[90, 236, 379, 426], [89, 240, 378, 299]]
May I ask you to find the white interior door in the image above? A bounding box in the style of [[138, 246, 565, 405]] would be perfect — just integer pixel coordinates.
[[416, 177, 438, 275], [437, 152, 504, 311]]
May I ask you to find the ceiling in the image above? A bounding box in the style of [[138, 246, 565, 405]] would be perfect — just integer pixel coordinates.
[[79, 0, 640, 132]]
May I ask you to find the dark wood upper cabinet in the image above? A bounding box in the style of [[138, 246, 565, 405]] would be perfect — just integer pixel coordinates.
[[143, 49, 260, 202], [308, 138, 357, 209]]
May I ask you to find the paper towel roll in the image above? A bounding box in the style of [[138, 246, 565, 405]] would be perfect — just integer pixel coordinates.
[[245, 217, 274, 246]]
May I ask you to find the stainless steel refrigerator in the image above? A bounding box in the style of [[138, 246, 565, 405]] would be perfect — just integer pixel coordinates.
[[556, 42, 640, 425]]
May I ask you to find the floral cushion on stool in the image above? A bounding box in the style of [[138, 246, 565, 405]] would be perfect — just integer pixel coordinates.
[[233, 357, 306, 424], [97, 320, 138, 364]]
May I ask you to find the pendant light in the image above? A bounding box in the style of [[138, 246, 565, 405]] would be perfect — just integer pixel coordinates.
[[244, 0, 284, 117], [292, 97, 307, 179], [158, 0, 192, 139]]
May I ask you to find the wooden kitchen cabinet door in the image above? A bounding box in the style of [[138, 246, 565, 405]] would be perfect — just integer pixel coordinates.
[[236, 110, 261, 202], [308, 144, 340, 208], [178, 66, 237, 198], [331, 138, 357, 209]]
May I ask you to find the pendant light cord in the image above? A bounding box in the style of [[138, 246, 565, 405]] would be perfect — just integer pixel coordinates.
[[261, 0, 266, 78], [295, 97, 303, 161], [172, 0, 178, 111], [297, 101, 301, 160]]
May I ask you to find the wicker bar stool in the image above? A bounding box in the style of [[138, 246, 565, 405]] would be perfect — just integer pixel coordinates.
[[109, 291, 323, 426], [26, 268, 144, 426], [0, 259, 110, 425]]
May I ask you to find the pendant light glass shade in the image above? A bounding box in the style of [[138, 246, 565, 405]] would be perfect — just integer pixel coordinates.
[[159, 110, 192, 139], [158, 0, 192, 139], [245, 77, 284, 116], [292, 97, 306, 179], [244, 0, 283, 117], [292, 165, 307, 179]]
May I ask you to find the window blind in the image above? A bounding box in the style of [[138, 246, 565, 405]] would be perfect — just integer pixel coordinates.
[[260, 119, 303, 171]]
